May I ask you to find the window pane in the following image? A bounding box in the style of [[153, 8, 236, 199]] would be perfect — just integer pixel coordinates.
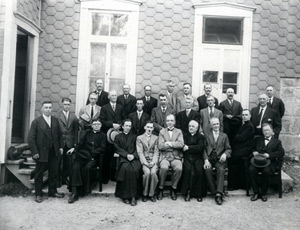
[[223, 84, 237, 94], [109, 78, 125, 92], [92, 13, 110, 36], [223, 72, 238, 83], [90, 43, 106, 77], [203, 71, 218, 83], [203, 18, 243, 45], [110, 44, 127, 79], [111, 14, 128, 37]]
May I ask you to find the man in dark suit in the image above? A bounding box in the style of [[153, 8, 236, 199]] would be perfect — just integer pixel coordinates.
[[228, 109, 255, 190], [114, 119, 142, 206], [100, 90, 125, 183], [249, 123, 284, 202], [176, 96, 201, 135], [128, 98, 150, 136], [117, 84, 136, 118], [86, 79, 109, 107], [266, 86, 285, 119], [197, 83, 219, 112], [150, 94, 174, 135], [57, 98, 79, 186], [219, 88, 243, 145], [204, 117, 231, 205], [28, 101, 64, 203], [250, 93, 281, 138], [141, 85, 157, 116]]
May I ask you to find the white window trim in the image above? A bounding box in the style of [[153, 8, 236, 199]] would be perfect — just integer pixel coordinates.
[[76, 0, 141, 114], [191, 2, 256, 108]]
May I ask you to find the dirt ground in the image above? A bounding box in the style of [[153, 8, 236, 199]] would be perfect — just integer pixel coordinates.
[[1, 159, 300, 230]]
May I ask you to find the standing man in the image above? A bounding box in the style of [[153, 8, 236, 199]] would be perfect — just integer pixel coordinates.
[[200, 95, 223, 136], [176, 82, 199, 112], [86, 79, 109, 107], [204, 117, 231, 205], [117, 84, 137, 118], [100, 90, 124, 183], [219, 88, 243, 145], [197, 83, 219, 112], [266, 86, 285, 119], [57, 98, 79, 186], [114, 119, 142, 206], [136, 121, 159, 202], [79, 92, 101, 136], [250, 93, 281, 138], [228, 109, 255, 190], [158, 114, 184, 201], [28, 101, 64, 203], [150, 94, 174, 135], [164, 80, 177, 113], [176, 96, 201, 135], [249, 123, 284, 202], [128, 99, 150, 136], [141, 85, 158, 116]]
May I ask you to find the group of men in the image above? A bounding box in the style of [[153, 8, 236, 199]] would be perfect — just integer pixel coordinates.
[[28, 79, 285, 206]]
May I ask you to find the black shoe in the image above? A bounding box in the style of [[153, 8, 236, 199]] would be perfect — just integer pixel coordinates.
[[157, 189, 163, 200], [68, 194, 78, 204], [131, 197, 137, 206], [251, 193, 260, 201], [184, 193, 191, 202], [197, 197, 203, 202], [261, 195, 268, 202], [150, 196, 157, 202], [123, 199, 130, 204], [35, 196, 43, 203], [171, 188, 177, 201], [142, 196, 148, 202], [49, 192, 65, 198], [215, 194, 223, 205]]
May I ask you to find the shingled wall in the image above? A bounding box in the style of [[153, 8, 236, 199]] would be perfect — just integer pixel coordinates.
[[17, 0, 40, 25]]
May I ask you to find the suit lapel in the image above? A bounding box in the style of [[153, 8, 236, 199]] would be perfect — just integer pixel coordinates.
[[59, 111, 67, 126], [38, 116, 52, 139]]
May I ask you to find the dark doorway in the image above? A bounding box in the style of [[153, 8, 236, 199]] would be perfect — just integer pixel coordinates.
[[11, 31, 28, 143]]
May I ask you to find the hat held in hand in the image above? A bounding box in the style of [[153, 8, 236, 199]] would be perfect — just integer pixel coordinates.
[[251, 154, 271, 168]]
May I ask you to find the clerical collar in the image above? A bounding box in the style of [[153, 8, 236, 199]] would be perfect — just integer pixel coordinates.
[[93, 130, 100, 133], [168, 127, 174, 131], [123, 131, 129, 135], [190, 132, 196, 136]]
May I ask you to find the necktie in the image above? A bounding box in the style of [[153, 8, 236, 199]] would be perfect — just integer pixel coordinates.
[[91, 106, 94, 118], [210, 107, 214, 118], [138, 112, 141, 120], [146, 97, 149, 102], [229, 100, 233, 106], [257, 108, 264, 126], [162, 108, 166, 113], [265, 137, 270, 145], [65, 112, 68, 122], [213, 132, 218, 142], [112, 104, 115, 112], [186, 110, 189, 117], [125, 95, 128, 100]]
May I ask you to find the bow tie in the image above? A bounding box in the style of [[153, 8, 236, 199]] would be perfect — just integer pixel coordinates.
[[168, 128, 174, 131], [265, 137, 270, 141]]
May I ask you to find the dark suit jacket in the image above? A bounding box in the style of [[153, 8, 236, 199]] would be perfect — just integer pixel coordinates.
[[268, 97, 285, 118], [176, 109, 201, 135], [233, 121, 255, 156], [204, 131, 231, 161], [86, 90, 109, 107], [142, 96, 158, 116], [117, 94, 137, 118], [128, 111, 150, 136], [150, 106, 174, 135], [28, 116, 63, 162], [57, 111, 79, 148], [252, 136, 284, 171], [250, 106, 281, 137], [100, 103, 124, 133], [183, 132, 205, 160], [219, 99, 243, 135], [200, 107, 223, 136], [197, 94, 219, 112]]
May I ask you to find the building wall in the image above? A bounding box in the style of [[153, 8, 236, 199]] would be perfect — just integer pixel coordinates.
[[17, 0, 40, 25], [0, 1, 6, 84]]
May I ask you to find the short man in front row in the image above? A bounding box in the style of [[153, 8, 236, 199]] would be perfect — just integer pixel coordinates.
[[57, 98, 79, 186], [128, 98, 150, 136], [158, 114, 184, 201], [68, 120, 106, 203], [114, 119, 142, 206], [204, 117, 231, 205], [136, 121, 159, 202], [200, 95, 223, 136], [249, 123, 284, 202], [181, 120, 206, 202], [28, 101, 64, 203]]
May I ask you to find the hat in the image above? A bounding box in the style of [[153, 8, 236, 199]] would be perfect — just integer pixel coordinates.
[[251, 154, 271, 168], [107, 128, 121, 144]]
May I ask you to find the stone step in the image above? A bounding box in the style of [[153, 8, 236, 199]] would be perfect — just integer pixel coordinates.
[[18, 168, 35, 175], [6, 159, 25, 165]]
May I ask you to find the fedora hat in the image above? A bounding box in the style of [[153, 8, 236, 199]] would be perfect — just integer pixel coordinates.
[[251, 154, 271, 168], [107, 128, 121, 144]]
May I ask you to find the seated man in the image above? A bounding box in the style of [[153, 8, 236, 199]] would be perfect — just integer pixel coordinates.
[[68, 120, 106, 203], [181, 120, 206, 202], [114, 119, 142, 206], [158, 114, 184, 201], [204, 117, 231, 205], [249, 123, 285, 202], [136, 121, 159, 202]]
